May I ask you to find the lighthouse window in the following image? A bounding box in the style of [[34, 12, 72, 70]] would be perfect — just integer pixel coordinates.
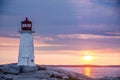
[[31, 60, 34, 62]]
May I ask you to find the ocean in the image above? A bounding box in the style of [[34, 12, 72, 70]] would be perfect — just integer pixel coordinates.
[[59, 67, 120, 78]]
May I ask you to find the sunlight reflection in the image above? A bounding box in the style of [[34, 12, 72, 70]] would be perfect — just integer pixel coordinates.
[[84, 67, 91, 77]]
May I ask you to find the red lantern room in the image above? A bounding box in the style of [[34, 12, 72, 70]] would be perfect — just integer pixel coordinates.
[[21, 17, 32, 31]]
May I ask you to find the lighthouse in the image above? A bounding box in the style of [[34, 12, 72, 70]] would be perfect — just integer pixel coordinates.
[[18, 17, 35, 66]]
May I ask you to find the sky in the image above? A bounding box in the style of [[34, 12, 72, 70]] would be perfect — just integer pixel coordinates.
[[0, 0, 120, 65]]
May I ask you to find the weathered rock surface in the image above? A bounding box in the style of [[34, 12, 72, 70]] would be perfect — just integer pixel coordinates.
[[0, 64, 20, 74], [0, 64, 94, 80]]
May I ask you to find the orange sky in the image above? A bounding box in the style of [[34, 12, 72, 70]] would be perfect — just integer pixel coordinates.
[[0, 36, 120, 65]]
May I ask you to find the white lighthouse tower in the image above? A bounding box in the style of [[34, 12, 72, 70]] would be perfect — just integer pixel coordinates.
[[18, 17, 35, 66]]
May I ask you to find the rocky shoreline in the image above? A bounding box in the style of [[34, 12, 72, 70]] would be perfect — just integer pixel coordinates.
[[0, 64, 120, 80], [0, 63, 94, 80]]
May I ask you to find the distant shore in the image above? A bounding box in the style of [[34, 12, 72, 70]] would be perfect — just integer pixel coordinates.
[[38, 65, 120, 67], [1, 63, 120, 67]]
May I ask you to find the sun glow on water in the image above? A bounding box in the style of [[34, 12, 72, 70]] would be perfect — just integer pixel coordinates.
[[84, 67, 91, 77]]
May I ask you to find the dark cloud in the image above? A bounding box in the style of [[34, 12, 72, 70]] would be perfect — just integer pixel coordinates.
[[93, 0, 120, 7], [0, 0, 78, 35], [0, 0, 120, 35]]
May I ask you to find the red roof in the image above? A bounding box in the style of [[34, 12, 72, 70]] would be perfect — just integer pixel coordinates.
[[21, 17, 32, 24]]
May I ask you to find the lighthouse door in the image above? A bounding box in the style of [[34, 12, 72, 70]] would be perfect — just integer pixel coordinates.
[[22, 57, 28, 65]]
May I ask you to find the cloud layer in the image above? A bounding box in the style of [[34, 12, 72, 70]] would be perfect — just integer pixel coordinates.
[[0, 0, 120, 65]]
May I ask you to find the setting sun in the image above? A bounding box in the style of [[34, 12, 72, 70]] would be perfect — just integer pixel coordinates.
[[82, 55, 93, 61]]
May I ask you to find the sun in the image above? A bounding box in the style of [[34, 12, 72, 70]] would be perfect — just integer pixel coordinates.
[[82, 55, 93, 61]]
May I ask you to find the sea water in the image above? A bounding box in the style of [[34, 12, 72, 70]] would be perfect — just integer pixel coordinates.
[[60, 67, 120, 78]]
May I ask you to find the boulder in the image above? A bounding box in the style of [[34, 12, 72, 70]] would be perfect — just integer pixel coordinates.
[[0, 70, 3, 74], [47, 70, 66, 79], [1, 64, 20, 74], [3, 75, 14, 80], [37, 65, 46, 70], [0, 77, 5, 80]]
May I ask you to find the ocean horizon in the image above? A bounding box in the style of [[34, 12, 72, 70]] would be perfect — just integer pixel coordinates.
[[59, 66, 120, 78]]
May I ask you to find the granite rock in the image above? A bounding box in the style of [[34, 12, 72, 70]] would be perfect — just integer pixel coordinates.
[[37, 65, 46, 70], [1, 64, 20, 74]]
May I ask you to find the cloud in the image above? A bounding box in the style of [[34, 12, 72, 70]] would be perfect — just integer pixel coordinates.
[[78, 24, 116, 30], [0, 36, 19, 47], [106, 32, 120, 35], [34, 36, 55, 41], [0, 0, 119, 36], [57, 34, 120, 39], [0, 35, 64, 48], [77, 24, 120, 36], [70, 0, 120, 23], [93, 0, 120, 7], [70, 0, 93, 6]]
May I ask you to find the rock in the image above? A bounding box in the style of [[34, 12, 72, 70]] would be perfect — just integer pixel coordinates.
[[0, 64, 95, 80], [19, 71, 50, 79], [47, 67, 93, 80], [37, 65, 46, 70], [4, 74, 14, 80], [1, 64, 20, 74], [13, 77, 39, 80], [0, 77, 5, 80], [0, 70, 3, 74], [21, 66, 38, 73]]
